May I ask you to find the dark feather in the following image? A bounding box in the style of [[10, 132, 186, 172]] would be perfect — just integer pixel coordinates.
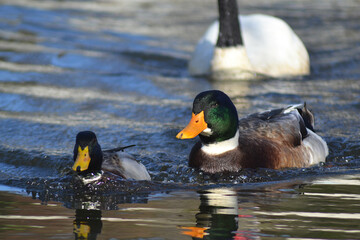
[[297, 102, 315, 132], [103, 145, 136, 153]]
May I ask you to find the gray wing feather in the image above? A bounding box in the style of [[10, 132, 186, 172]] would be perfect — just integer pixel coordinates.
[[102, 151, 151, 180]]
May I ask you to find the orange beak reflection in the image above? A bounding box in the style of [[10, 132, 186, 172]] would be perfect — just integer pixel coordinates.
[[180, 226, 209, 238], [176, 111, 208, 139]]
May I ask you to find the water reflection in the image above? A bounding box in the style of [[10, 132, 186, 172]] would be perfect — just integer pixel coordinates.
[[182, 188, 259, 240], [73, 209, 102, 240]]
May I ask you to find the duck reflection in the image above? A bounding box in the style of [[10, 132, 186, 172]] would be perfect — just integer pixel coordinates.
[[73, 209, 102, 240], [182, 188, 259, 240], [70, 189, 149, 240], [181, 188, 239, 240]]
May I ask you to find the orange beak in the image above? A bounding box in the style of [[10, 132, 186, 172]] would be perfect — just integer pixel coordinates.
[[176, 111, 208, 139]]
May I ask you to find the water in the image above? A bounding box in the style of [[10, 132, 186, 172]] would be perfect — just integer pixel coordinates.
[[0, 0, 359, 239], [1, 174, 360, 239]]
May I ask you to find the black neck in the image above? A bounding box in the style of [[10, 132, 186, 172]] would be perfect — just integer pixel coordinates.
[[216, 0, 243, 47]]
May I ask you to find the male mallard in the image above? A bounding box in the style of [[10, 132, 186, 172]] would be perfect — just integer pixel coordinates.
[[188, 0, 309, 80], [176, 90, 328, 173], [72, 131, 151, 181]]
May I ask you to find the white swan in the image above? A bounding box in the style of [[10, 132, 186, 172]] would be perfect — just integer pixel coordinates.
[[188, 0, 310, 80]]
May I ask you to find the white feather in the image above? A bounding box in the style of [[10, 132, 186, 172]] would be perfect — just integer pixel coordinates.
[[201, 130, 239, 155], [78, 171, 103, 184], [201, 127, 213, 137], [210, 46, 256, 80], [283, 103, 304, 114], [287, 107, 327, 165], [302, 129, 329, 165]]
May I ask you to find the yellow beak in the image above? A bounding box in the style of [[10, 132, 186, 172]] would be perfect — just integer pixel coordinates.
[[176, 111, 208, 139], [72, 146, 91, 172]]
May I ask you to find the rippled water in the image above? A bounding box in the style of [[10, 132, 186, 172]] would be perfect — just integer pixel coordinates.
[[0, 0, 360, 239]]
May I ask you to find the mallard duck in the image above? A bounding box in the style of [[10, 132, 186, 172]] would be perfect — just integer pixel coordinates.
[[72, 131, 151, 182], [176, 90, 328, 173], [188, 0, 310, 80]]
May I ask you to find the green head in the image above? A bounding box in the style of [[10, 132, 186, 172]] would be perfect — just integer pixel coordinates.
[[177, 90, 239, 144]]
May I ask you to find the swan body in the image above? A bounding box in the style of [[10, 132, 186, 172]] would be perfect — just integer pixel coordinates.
[[189, 13, 310, 80]]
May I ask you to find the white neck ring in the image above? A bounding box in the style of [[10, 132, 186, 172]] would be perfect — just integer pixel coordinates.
[[201, 130, 239, 155]]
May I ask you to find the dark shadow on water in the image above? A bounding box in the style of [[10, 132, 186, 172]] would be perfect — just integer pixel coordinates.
[[3, 164, 359, 205], [21, 172, 170, 210]]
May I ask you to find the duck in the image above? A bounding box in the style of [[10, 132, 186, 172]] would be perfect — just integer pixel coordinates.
[[72, 131, 151, 182], [176, 90, 328, 173], [188, 0, 310, 80]]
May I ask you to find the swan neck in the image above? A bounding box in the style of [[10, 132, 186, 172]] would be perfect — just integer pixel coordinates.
[[217, 0, 243, 47]]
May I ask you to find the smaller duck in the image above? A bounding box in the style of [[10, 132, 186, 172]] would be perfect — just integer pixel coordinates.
[[176, 90, 328, 173], [72, 131, 151, 182]]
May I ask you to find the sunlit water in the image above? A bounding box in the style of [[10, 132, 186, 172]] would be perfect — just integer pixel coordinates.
[[0, 0, 359, 239]]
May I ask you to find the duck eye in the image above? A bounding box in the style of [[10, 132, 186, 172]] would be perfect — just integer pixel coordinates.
[[195, 120, 199, 123]]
